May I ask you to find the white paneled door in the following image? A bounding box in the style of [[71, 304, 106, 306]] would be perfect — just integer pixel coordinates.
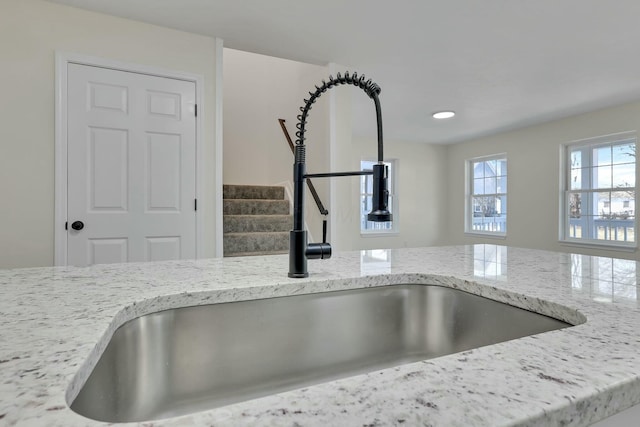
[[66, 63, 197, 266]]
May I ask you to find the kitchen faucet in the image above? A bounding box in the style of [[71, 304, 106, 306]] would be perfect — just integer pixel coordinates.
[[289, 72, 392, 278]]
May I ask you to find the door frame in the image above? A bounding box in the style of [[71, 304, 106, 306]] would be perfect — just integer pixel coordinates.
[[54, 52, 206, 266]]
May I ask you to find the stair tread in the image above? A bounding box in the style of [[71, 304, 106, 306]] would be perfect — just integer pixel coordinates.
[[223, 184, 285, 200], [224, 214, 291, 217], [223, 216, 291, 221], [223, 214, 291, 233], [224, 198, 287, 201], [222, 231, 289, 237], [223, 184, 284, 190], [224, 250, 288, 257]]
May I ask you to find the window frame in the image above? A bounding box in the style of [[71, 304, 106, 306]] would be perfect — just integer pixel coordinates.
[[360, 159, 398, 236], [465, 154, 508, 237], [560, 131, 637, 250]]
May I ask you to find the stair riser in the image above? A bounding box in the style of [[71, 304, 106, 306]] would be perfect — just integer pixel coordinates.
[[223, 185, 285, 200], [224, 200, 290, 216], [224, 233, 289, 255], [224, 216, 291, 233]]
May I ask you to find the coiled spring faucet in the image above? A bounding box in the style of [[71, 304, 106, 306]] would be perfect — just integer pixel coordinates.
[[289, 72, 392, 278]]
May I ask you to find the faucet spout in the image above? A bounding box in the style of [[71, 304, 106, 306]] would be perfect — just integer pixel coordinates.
[[288, 72, 392, 278]]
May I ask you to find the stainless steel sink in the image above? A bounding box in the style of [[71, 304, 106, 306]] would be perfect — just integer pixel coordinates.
[[70, 284, 573, 422]]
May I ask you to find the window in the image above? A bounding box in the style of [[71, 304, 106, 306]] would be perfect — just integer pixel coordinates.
[[466, 155, 507, 235], [562, 133, 636, 247], [360, 160, 397, 233]]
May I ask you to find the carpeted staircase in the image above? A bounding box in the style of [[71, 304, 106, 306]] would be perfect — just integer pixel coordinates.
[[223, 185, 291, 257]]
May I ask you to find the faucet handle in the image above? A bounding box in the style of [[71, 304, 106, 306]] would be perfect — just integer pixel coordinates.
[[306, 218, 331, 260], [322, 219, 328, 244], [306, 242, 331, 260]]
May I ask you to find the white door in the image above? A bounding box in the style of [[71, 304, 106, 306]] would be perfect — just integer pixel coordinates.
[[66, 63, 197, 266]]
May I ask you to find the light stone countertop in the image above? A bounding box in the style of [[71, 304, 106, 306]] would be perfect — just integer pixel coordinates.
[[2, 245, 640, 426]]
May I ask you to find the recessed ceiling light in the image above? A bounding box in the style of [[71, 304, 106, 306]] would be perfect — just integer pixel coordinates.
[[432, 111, 455, 119]]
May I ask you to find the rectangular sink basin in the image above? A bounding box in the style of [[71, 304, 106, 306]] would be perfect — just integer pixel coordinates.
[[70, 284, 573, 422]]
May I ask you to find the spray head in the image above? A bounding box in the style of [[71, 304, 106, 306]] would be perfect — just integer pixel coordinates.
[[367, 163, 393, 222]]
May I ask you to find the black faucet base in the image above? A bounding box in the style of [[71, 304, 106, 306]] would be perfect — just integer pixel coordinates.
[[288, 230, 308, 278]]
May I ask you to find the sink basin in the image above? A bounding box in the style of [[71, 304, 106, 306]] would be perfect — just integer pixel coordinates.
[[70, 284, 573, 422]]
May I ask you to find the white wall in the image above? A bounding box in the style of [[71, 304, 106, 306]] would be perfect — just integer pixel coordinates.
[[327, 64, 354, 251], [332, 136, 447, 251], [0, 0, 219, 268], [223, 49, 329, 239], [445, 99, 640, 260]]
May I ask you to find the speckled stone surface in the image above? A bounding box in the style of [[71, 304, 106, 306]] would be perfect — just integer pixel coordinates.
[[2, 245, 640, 426]]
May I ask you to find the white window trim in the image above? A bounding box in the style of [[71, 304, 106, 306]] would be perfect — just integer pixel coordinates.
[[559, 131, 638, 250], [360, 159, 399, 236], [465, 153, 507, 237]]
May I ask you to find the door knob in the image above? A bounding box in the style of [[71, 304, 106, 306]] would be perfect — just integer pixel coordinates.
[[71, 221, 84, 231]]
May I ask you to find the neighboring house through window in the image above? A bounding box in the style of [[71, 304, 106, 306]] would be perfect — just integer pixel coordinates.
[[562, 132, 637, 247], [361, 160, 397, 234], [466, 155, 507, 235]]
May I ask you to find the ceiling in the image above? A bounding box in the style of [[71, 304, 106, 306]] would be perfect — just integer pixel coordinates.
[[46, 0, 640, 144]]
